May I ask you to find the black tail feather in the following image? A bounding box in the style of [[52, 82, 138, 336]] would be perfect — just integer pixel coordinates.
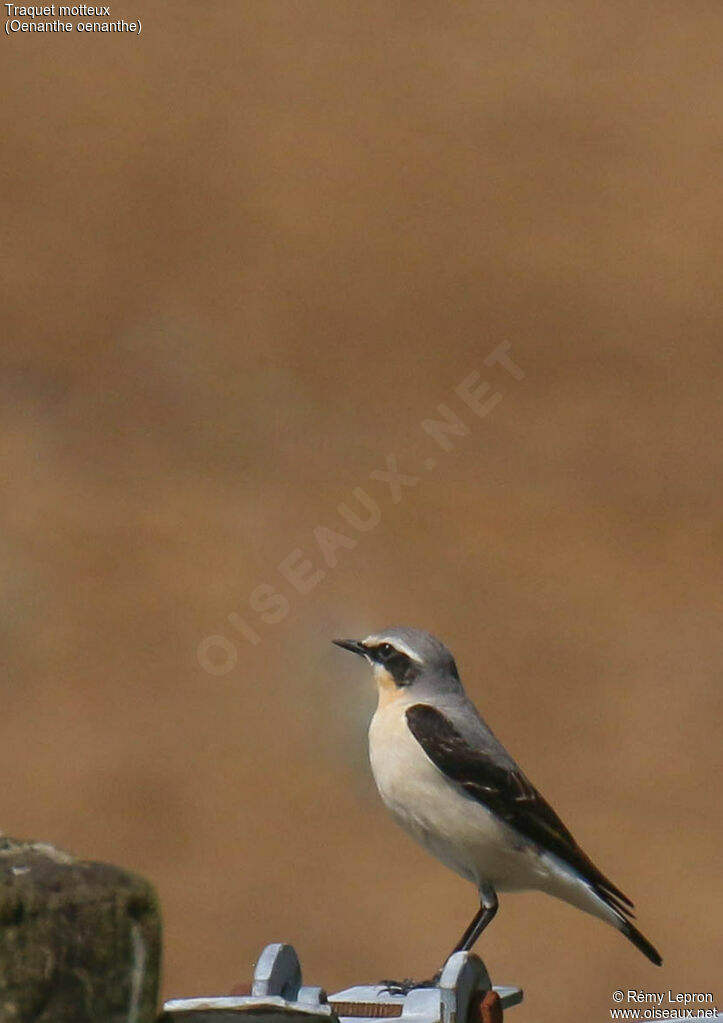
[[619, 918, 663, 966], [599, 886, 637, 920]]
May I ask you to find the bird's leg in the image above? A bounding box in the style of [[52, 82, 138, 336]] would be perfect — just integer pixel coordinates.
[[381, 888, 499, 992], [450, 884, 499, 955]]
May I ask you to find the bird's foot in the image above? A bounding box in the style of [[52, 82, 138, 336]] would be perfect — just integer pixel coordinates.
[[378, 971, 442, 995], [378, 979, 418, 995]]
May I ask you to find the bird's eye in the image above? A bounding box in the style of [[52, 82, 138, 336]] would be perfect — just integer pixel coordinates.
[[377, 643, 395, 659]]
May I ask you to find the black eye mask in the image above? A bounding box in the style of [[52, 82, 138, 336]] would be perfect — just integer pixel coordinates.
[[372, 645, 420, 686]]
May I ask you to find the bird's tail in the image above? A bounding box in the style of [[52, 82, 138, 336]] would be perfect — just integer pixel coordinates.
[[569, 861, 663, 966], [574, 854, 663, 967], [616, 915, 663, 967]]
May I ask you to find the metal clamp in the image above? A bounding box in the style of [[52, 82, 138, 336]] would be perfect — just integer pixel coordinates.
[[163, 943, 331, 1022], [162, 942, 523, 1022]]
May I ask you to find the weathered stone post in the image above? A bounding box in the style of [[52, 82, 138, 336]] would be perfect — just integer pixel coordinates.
[[0, 837, 161, 1022]]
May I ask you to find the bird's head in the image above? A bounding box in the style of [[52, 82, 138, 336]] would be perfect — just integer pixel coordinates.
[[333, 626, 460, 701]]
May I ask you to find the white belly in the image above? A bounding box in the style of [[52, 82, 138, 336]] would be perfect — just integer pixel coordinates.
[[368, 698, 536, 890]]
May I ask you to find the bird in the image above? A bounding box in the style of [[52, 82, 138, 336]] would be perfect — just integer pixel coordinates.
[[333, 626, 662, 967]]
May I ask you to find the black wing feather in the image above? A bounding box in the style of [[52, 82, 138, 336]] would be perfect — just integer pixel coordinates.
[[405, 702, 634, 915]]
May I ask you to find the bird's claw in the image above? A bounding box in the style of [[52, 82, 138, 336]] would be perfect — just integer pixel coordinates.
[[377, 971, 442, 995], [378, 979, 417, 995]]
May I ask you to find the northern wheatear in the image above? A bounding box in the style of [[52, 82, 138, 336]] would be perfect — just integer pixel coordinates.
[[333, 627, 661, 966]]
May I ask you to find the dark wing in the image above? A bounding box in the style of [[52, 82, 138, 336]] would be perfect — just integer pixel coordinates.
[[405, 702, 634, 917]]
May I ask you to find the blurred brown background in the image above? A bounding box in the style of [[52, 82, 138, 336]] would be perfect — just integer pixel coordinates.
[[2, 2, 721, 1019]]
